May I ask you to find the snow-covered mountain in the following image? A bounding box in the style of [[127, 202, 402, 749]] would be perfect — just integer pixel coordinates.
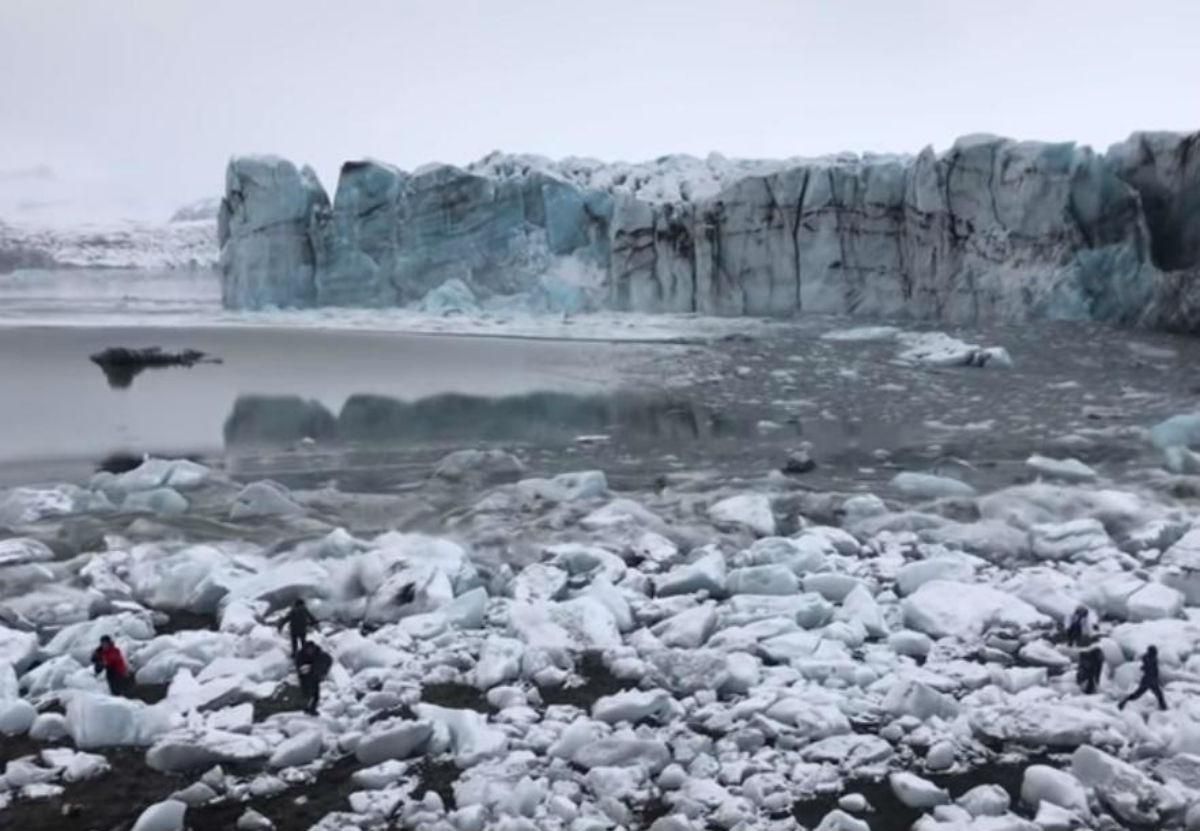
[[0, 166, 219, 273], [0, 218, 217, 273], [218, 132, 1200, 330]]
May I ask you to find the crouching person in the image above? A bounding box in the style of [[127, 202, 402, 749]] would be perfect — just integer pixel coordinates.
[[296, 640, 332, 715], [92, 635, 131, 696]]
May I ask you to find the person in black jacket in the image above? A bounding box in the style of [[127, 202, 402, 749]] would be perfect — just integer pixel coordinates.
[[296, 640, 332, 715], [1077, 646, 1104, 694], [279, 599, 319, 656], [1065, 605, 1090, 647], [1120, 645, 1167, 711]]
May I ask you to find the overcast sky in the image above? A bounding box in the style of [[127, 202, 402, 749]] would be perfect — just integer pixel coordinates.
[[1, 0, 1197, 221]]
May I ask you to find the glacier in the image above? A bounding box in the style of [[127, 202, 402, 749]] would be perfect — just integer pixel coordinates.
[[219, 131, 1199, 328]]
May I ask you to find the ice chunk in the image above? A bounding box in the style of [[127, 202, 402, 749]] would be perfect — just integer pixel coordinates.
[[1031, 519, 1113, 562], [414, 703, 507, 764], [268, 730, 323, 769], [29, 713, 68, 742], [593, 690, 672, 725], [0, 484, 110, 525], [66, 693, 174, 749], [895, 555, 977, 596], [229, 481, 303, 518], [1020, 765, 1089, 815], [656, 550, 727, 597], [889, 772, 949, 808], [1150, 413, 1200, 450], [434, 449, 525, 485], [123, 487, 189, 515], [803, 573, 863, 603], [651, 603, 717, 648], [838, 584, 888, 638], [236, 809, 274, 831], [0, 537, 54, 566], [891, 472, 976, 500], [146, 731, 271, 772], [1126, 582, 1184, 621], [571, 736, 670, 773], [416, 278, 478, 315], [472, 637, 525, 689], [727, 564, 799, 595], [708, 494, 776, 536], [888, 630, 933, 658], [355, 722, 433, 765], [0, 699, 36, 735], [896, 332, 1012, 369], [1026, 454, 1098, 482], [902, 580, 1047, 638], [0, 626, 39, 671], [956, 784, 1010, 817], [882, 679, 959, 721], [131, 799, 187, 831], [1071, 745, 1165, 826]]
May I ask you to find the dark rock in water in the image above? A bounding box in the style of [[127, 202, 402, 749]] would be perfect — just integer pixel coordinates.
[[782, 446, 817, 475], [90, 347, 221, 389], [95, 452, 145, 474]]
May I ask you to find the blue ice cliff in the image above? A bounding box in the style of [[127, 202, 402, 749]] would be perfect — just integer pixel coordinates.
[[218, 132, 1199, 329]]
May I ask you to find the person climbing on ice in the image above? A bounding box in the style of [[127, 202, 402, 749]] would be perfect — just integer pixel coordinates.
[[279, 598, 320, 655], [1076, 645, 1104, 694], [1120, 645, 1167, 711], [296, 640, 332, 715], [1065, 604, 1091, 647], [91, 635, 130, 696]]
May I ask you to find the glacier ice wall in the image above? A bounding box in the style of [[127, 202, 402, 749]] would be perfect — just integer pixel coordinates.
[[218, 132, 1199, 329]]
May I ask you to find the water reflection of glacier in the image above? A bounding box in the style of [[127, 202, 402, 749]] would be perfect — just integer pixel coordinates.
[[224, 390, 758, 450]]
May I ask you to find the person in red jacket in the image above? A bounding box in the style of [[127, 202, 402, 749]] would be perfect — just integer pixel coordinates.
[[92, 635, 130, 696]]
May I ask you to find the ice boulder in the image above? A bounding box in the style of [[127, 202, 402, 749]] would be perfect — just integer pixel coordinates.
[[433, 449, 525, 485], [0, 699, 36, 735], [28, 713, 68, 742], [593, 690, 673, 725], [1126, 582, 1184, 621], [66, 694, 174, 749], [708, 494, 776, 536], [652, 604, 718, 648], [1026, 454, 1098, 483], [1071, 745, 1168, 826], [895, 555, 977, 596], [891, 472, 976, 500], [889, 772, 949, 808], [414, 704, 507, 764], [572, 736, 671, 774], [902, 580, 1048, 638], [146, 731, 272, 772], [0, 484, 110, 526], [1150, 413, 1200, 450], [131, 799, 187, 831], [356, 721, 433, 765], [1020, 765, 1089, 815], [472, 637, 525, 689], [0, 537, 54, 566], [416, 278, 478, 315], [123, 487, 189, 515], [0, 626, 39, 671], [268, 730, 323, 769], [727, 564, 800, 596], [656, 550, 727, 597], [229, 481, 304, 518], [956, 784, 1011, 817]]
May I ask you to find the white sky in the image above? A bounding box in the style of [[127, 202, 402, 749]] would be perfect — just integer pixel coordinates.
[[1, 0, 1197, 221]]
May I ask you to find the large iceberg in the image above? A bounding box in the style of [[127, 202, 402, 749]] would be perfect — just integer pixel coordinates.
[[219, 131, 1200, 329]]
